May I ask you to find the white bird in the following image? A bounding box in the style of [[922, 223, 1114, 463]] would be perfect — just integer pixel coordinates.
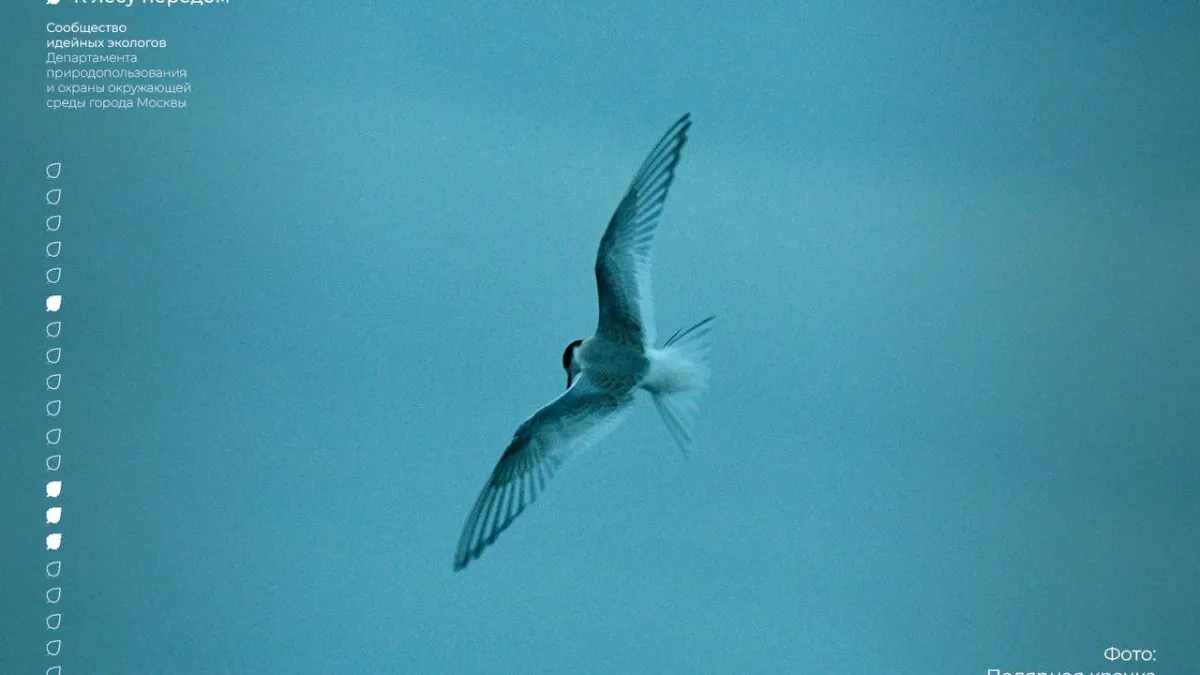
[[453, 113, 714, 571]]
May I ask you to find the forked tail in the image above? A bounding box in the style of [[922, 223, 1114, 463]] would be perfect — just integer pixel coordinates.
[[651, 315, 715, 457]]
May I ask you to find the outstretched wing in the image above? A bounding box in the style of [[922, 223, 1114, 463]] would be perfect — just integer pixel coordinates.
[[453, 374, 635, 571], [594, 113, 692, 348]]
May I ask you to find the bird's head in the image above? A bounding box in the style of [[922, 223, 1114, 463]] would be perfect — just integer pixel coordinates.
[[562, 339, 584, 388]]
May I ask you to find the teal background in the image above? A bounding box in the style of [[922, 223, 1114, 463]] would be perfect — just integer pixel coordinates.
[[1, 2, 1197, 673]]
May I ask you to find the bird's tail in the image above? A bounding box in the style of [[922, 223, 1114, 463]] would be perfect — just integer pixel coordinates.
[[650, 315, 715, 457]]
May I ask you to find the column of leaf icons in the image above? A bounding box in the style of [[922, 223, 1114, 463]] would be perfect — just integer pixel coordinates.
[[45, 162, 65, 669]]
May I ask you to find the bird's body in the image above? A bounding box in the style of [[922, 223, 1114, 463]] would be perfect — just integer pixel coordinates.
[[574, 336, 648, 391], [453, 113, 714, 571], [575, 333, 709, 396]]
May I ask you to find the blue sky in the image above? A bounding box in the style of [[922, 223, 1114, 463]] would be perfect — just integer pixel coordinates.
[[2, 2, 1197, 673]]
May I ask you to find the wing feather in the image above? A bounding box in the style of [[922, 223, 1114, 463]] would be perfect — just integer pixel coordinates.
[[453, 375, 634, 571], [594, 113, 692, 347]]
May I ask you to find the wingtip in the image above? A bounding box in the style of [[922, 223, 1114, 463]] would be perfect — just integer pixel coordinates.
[[676, 113, 693, 136], [662, 113, 691, 143]]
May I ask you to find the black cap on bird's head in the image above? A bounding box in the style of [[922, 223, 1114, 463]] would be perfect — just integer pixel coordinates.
[[562, 339, 584, 388]]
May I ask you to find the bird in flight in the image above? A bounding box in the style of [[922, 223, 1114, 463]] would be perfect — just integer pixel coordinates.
[[453, 113, 714, 571]]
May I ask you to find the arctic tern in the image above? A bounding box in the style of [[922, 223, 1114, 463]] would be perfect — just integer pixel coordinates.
[[453, 113, 714, 571]]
